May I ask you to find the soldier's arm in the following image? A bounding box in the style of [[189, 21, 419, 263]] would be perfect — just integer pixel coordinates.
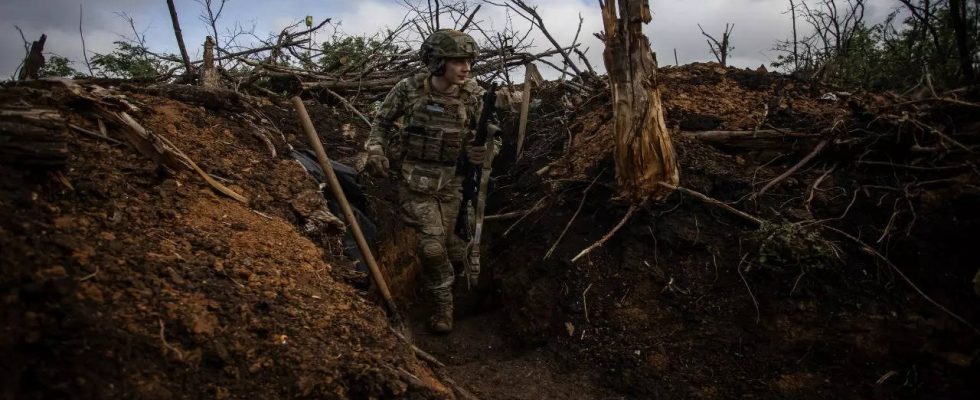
[[366, 79, 410, 151]]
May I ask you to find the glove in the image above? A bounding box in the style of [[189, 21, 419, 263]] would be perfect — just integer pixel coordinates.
[[365, 145, 389, 177], [467, 145, 487, 165]]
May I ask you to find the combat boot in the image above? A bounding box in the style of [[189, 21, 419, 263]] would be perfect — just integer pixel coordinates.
[[429, 304, 453, 333]]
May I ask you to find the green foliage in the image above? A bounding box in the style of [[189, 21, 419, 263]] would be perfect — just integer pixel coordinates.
[[772, 1, 979, 90], [39, 55, 82, 78], [90, 41, 170, 79], [318, 36, 398, 72]]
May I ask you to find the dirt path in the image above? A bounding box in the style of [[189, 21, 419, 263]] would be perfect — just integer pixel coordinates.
[[412, 309, 622, 400]]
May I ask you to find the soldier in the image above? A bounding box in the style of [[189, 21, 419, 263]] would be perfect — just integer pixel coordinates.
[[364, 29, 496, 333]]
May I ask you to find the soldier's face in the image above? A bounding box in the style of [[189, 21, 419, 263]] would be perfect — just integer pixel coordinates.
[[444, 58, 471, 84]]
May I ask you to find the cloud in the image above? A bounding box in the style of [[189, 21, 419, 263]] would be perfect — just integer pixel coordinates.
[[0, 0, 905, 79]]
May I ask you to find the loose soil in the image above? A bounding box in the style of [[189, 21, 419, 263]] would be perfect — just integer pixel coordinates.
[[3, 62, 979, 400]]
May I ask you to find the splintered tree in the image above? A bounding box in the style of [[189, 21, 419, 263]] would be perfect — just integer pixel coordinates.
[[598, 0, 679, 202], [698, 23, 734, 66]]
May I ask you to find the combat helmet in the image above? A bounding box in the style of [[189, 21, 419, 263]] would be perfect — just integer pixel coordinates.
[[419, 29, 479, 76]]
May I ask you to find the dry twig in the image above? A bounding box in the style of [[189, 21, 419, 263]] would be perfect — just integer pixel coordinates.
[[571, 202, 642, 263]]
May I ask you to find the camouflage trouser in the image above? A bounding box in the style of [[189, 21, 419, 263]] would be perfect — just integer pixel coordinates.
[[398, 163, 470, 310]]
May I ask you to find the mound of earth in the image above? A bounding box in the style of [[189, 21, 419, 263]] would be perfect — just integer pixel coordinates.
[[477, 63, 980, 399], [2, 60, 978, 400], [0, 80, 448, 399]]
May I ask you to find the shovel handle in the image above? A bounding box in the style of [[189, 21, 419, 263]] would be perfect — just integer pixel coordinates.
[[290, 97, 401, 317]]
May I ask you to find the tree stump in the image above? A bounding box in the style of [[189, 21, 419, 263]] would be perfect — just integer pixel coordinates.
[[599, 0, 679, 202], [200, 36, 221, 88], [18, 34, 47, 81]]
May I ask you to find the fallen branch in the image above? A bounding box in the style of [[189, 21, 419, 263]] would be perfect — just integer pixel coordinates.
[[753, 139, 829, 199], [502, 195, 551, 236], [571, 202, 641, 263], [68, 123, 125, 145], [822, 225, 980, 336], [316, 88, 372, 127], [545, 171, 602, 259], [657, 182, 764, 226], [113, 111, 248, 203], [485, 195, 548, 221]]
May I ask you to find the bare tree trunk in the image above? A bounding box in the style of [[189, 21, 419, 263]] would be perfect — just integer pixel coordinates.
[[599, 0, 679, 202], [789, 0, 799, 71], [166, 0, 194, 78], [949, 0, 976, 83], [79, 4, 94, 77], [18, 34, 46, 81], [201, 36, 221, 88]]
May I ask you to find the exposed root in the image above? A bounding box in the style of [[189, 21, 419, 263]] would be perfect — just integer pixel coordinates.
[[822, 225, 980, 336], [571, 202, 641, 263], [545, 171, 603, 259]]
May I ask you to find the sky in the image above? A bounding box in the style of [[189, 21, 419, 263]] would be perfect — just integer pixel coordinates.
[[0, 0, 905, 80]]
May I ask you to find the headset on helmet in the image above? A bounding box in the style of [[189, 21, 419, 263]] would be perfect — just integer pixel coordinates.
[[420, 29, 479, 76]]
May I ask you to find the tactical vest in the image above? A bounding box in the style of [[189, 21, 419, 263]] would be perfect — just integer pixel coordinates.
[[400, 76, 476, 165]]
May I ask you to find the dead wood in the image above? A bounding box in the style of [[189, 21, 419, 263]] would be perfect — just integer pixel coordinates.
[[68, 123, 125, 146], [105, 110, 247, 203], [571, 202, 641, 263], [498, 0, 584, 78], [545, 172, 602, 260], [18, 34, 46, 81], [0, 108, 68, 168], [166, 0, 195, 78], [754, 139, 829, 199], [515, 62, 541, 160], [599, 0, 680, 202], [200, 36, 221, 88], [79, 4, 94, 77], [698, 23, 734, 67], [657, 182, 765, 226], [681, 129, 820, 150]]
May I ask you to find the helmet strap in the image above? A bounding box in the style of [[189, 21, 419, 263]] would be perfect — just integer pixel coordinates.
[[429, 59, 447, 77]]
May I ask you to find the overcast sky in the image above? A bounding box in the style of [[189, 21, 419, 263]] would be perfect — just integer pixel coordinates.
[[0, 0, 904, 79]]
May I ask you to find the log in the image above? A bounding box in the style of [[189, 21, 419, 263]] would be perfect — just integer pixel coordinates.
[[0, 108, 68, 169], [680, 129, 820, 150], [599, 0, 679, 202]]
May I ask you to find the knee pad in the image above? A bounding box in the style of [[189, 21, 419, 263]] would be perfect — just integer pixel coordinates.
[[419, 239, 446, 265]]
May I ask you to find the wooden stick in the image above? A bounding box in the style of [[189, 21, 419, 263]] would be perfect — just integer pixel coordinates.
[[68, 124, 125, 145], [754, 139, 828, 199], [515, 62, 536, 160], [460, 4, 482, 31], [485, 196, 548, 221], [291, 97, 404, 330], [571, 203, 640, 262], [657, 182, 764, 226], [545, 172, 602, 259], [680, 129, 817, 141], [318, 87, 372, 127]]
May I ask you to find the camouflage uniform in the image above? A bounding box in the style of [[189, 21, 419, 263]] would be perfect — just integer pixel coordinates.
[[367, 70, 487, 326]]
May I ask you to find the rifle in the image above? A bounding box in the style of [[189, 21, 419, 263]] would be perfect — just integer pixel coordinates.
[[454, 82, 498, 288]]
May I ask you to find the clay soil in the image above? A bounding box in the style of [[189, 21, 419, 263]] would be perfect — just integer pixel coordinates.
[[0, 81, 447, 399], [2, 62, 979, 400]]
